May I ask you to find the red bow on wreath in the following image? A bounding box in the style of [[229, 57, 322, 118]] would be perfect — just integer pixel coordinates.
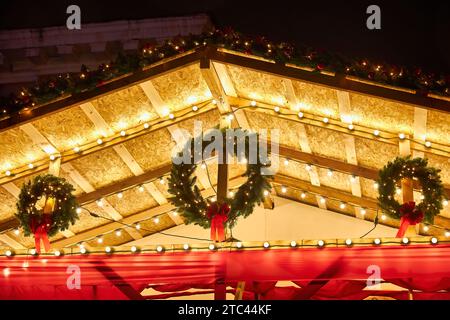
[[30, 215, 52, 254], [396, 201, 424, 238], [207, 203, 230, 242]]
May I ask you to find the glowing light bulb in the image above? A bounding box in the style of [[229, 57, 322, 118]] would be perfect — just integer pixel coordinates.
[[263, 190, 270, 196], [120, 130, 126, 137], [445, 231, 450, 237], [138, 185, 145, 192], [76, 207, 82, 214], [373, 130, 380, 136], [97, 138, 103, 145], [360, 208, 367, 215], [28, 163, 34, 169], [212, 99, 217, 105], [209, 244, 215, 250], [5, 250, 12, 257], [159, 178, 165, 185], [348, 124, 354, 130], [284, 159, 289, 166], [327, 169, 333, 177], [49, 154, 56, 161], [14, 229, 20, 235], [305, 164, 312, 171], [227, 113, 234, 121], [135, 223, 141, 230], [80, 247, 87, 254], [374, 238, 381, 245], [169, 113, 175, 119], [183, 244, 190, 250], [425, 141, 431, 148], [105, 246, 112, 253], [281, 186, 287, 193], [274, 106, 280, 113], [54, 250, 61, 257], [317, 240, 325, 247], [5, 170, 11, 176], [320, 197, 326, 204], [192, 106, 198, 112], [211, 196, 217, 202], [381, 214, 387, 221], [300, 192, 306, 199], [423, 225, 429, 232], [297, 112, 304, 118], [443, 200, 448, 207], [97, 237, 103, 244], [402, 237, 409, 244], [115, 230, 122, 237], [250, 101, 256, 107], [153, 217, 160, 224], [399, 133, 406, 140], [73, 146, 80, 153], [144, 123, 150, 129], [228, 191, 235, 197], [236, 242, 243, 249], [263, 242, 270, 248], [156, 246, 163, 252], [345, 239, 352, 246], [396, 188, 402, 195], [431, 237, 438, 244], [290, 240, 297, 247], [373, 182, 379, 189], [30, 249, 37, 255], [117, 192, 123, 199], [200, 163, 207, 169], [340, 203, 346, 209], [96, 199, 103, 207], [323, 117, 329, 124], [131, 246, 138, 253]]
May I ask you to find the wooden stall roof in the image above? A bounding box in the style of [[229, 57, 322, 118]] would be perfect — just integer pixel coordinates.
[[0, 46, 449, 250]]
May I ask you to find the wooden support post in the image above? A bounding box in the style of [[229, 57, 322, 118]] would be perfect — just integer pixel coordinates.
[[234, 281, 246, 300]]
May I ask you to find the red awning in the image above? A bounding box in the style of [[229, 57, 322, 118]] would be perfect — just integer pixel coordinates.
[[1, 244, 450, 299]]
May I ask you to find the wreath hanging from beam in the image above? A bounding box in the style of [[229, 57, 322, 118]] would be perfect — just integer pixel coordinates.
[[377, 156, 445, 232], [168, 128, 272, 239], [15, 174, 79, 252]]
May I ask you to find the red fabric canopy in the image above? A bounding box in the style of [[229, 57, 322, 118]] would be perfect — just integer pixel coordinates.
[[1, 244, 450, 299]]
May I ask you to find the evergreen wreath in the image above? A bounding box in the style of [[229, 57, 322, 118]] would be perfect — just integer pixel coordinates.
[[168, 128, 272, 228], [377, 156, 446, 224], [16, 174, 79, 237]]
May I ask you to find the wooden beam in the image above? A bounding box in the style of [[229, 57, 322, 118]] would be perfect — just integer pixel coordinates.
[[0, 234, 26, 249], [209, 48, 450, 113], [200, 58, 231, 114], [336, 90, 364, 219], [283, 82, 325, 209]]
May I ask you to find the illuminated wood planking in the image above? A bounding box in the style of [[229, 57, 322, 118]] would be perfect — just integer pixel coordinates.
[[283, 80, 326, 209], [336, 90, 364, 218]]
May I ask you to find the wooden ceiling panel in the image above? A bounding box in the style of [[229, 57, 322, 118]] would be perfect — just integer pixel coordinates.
[[426, 110, 450, 146], [360, 177, 379, 199], [90, 85, 159, 132], [355, 137, 399, 169], [0, 187, 17, 222], [317, 167, 352, 193], [245, 111, 303, 149], [122, 128, 174, 172], [291, 80, 340, 118], [175, 109, 221, 133], [31, 107, 98, 152], [69, 148, 133, 190], [68, 202, 109, 234], [0, 128, 47, 172], [304, 126, 348, 161], [104, 186, 159, 218], [277, 158, 311, 182], [151, 64, 212, 112], [426, 153, 450, 186], [349, 93, 414, 134]]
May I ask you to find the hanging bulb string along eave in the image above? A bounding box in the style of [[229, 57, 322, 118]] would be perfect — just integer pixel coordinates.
[[2, 28, 449, 119]]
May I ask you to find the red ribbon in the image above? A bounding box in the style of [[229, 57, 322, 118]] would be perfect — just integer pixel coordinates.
[[30, 215, 52, 253], [207, 203, 230, 242], [396, 201, 424, 238]]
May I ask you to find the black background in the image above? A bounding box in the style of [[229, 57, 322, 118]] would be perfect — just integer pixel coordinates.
[[1, 0, 450, 73]]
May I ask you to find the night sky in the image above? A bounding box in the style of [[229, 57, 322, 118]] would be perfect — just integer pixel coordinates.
[[1, 0, 450, 74]]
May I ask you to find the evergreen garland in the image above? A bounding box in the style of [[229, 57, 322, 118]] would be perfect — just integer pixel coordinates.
[[15, 174, 79, 237], [377, 156, 446, 224], [168, 128, 272, 228], [2, 28, 449, 118]]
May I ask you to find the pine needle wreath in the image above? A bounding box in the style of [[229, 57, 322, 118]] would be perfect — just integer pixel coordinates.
[[377, 156, 446, 224], [15, 174, 79, 237], [168, 128, 272, 228]]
